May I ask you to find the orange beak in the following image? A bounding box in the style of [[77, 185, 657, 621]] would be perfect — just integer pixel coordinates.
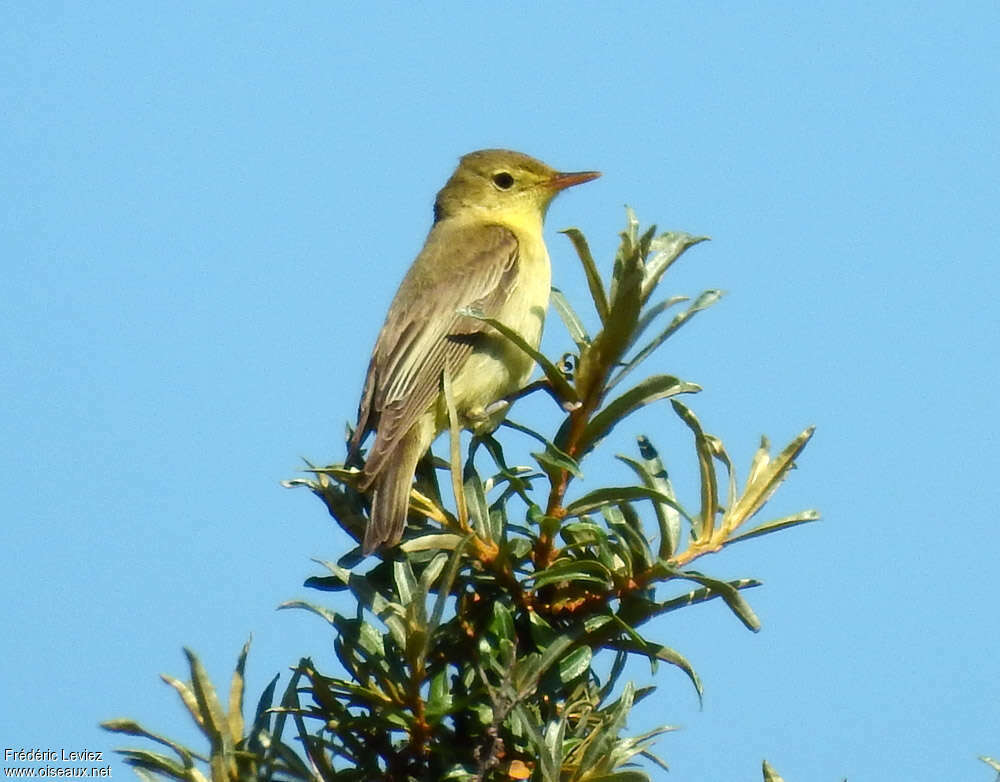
[[547, 170, 601, 191]]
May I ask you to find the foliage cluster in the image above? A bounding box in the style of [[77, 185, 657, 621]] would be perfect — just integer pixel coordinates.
[[105, 211, 818, 781]]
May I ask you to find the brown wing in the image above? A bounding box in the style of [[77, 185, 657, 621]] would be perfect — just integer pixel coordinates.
[[351, 222, 520, 486]]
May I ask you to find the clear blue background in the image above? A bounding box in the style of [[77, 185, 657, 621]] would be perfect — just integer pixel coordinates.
[[3, 3, 997, 779]]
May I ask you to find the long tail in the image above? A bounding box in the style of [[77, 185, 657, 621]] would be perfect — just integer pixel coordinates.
[[362, 419, 432, 554]]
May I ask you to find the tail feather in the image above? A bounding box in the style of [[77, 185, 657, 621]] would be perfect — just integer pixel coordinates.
[[361, 420, 431, 554], [363, 464, 414, 554]]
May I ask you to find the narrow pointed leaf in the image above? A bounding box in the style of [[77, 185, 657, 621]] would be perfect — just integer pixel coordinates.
[[631, 295, 689, 348], [565, 485, 690, 521], [248, 672, 279, 754], [979, 756, 1000, 772], [557, 645, 593, 683], [393, 560, 418, 606], [671, 400, 718, 540], [659, 567, 762, 632], [581, 375, 699, 455], [227, 638, 249, 744], [426, 668, 454, 720], [641, 231, 710, 304], [428, 541, 467, 636], [100, 720, 202, 766], [603, 502, 651, 574], [531, 558, 613, 588], [580, 681, 635, 771], [762, 760, 786, 782], [513, 703, 560, 782], [608, 289, 722, 391], [727, 426, 816, 526], [551, 286, 590, 348], [116, 750, 190, 781], [606, 637, 703, 703], [725, 510, 821, 546], [638, 436, 682, 559], [399, 532, 467, 552], [159, 674, 204, 731], [501, 419, 582, 478], [183, 648, 230, 753], [705, 433, 737, 518], [561, 228, 609, 324], [747, 435, 772, 486], [514, 635, 575, 695], [463, 463, 491, 542], [650, 578, 762, 619]]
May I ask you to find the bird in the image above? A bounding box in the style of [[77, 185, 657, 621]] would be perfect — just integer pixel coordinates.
[[349, 149, 599, 554]]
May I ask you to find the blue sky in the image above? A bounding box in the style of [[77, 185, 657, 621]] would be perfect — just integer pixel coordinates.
[[3, 2, 998, 779]]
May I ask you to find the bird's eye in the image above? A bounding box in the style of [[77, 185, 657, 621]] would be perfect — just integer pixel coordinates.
[[492, 171, 515, 190]]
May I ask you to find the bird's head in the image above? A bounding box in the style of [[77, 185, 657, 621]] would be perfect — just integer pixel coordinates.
[[433, 149, 599, 224]]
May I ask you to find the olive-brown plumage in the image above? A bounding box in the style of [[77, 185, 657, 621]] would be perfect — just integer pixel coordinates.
[[350, 150, 599, 553]]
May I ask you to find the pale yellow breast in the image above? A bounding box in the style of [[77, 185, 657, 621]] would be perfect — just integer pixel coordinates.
[[444, 219, 551, 431]]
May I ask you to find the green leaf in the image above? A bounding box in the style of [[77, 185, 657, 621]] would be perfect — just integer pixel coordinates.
[[565, 485, 690, 522], [226, 638, 249, 746], [425, 668, 454, 720], [532, 446, 584, 481], [512, 703, 560, 782], [551, 286, 591, 349], [427, 539, 468, 637], [282, 560, 409, 647], [561, 519, 617, 572], [671, 400, 718, 540], [277, 599, 338, 626], [543, 718, 567, 772], [501, 418, 583, 479], [599, 506, 634, 577], [980, 756, 1000, 772], [726, 426, 816, 527], [608, 289, 722, 392], [488, 601, 515, 642], [630, 295, 689, 348], [116, 750, 191, 781], [581, 374, 699, 456], [417, 551, 448, 601], [182, 648, 231, 756], [640, 231, 710, 304], [530, 558, 614, 589], [635, 436, 682, 559], [657, 565, 762, 632], [463, 463, 492, 542], [393, 560, 418, 607], [459, 307, 579, 406], [247, 672, 279, 755], [762, 760, 786, 782], [606, 636, 703, 704], [513, 635, 575, 696], [605, 240, 644, 352], [725, 510, 821, 546], [579, 680, 636, 772], [398, 532, 468, 552], [705, 433, 737, 517], [557, 645, 593, 683], [527, 610, 559, 648], [584, 772, 651, 782], [560, 228, 610, 324], [159, 673, 204, 734], [100, 720, 202, 766], [651, 578, 762, 618]]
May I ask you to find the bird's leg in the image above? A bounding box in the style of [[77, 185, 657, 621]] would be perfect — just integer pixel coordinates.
[[498, 378, 582, 412], [466, 380, 582, 435]]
